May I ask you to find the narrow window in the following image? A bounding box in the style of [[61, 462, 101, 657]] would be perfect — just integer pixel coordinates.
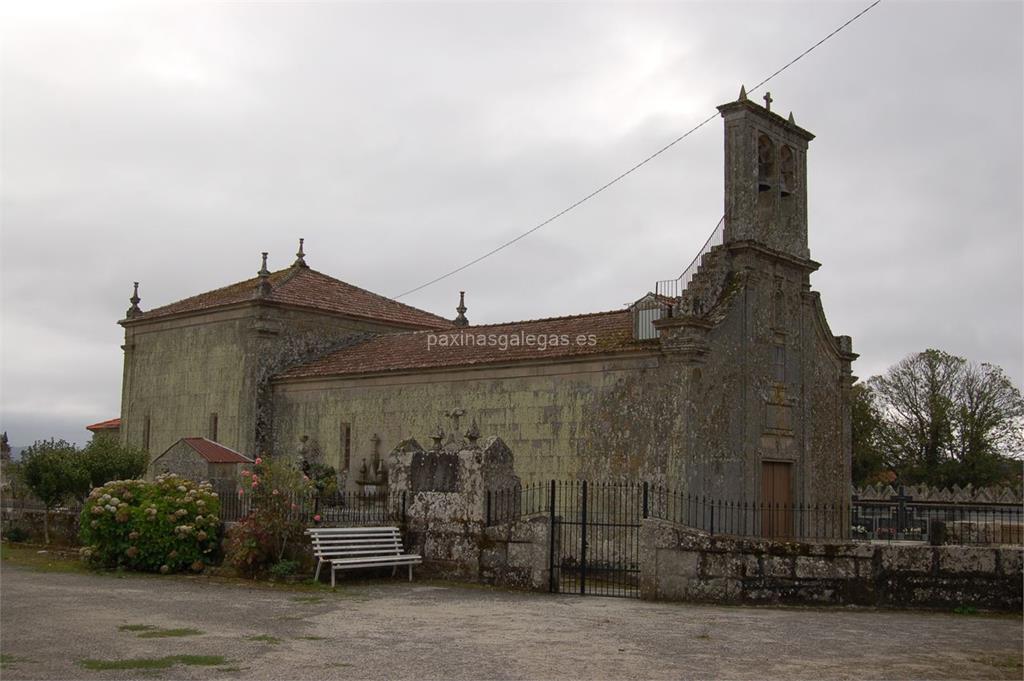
[[143, 415, 151, 451], [772, 285, 785, 329], [780, 145, 796, 196], [341, 422, 352, 471], [772, 344, 786, 383], [757, 133, 775, 192], [209, 413, 218, 441]]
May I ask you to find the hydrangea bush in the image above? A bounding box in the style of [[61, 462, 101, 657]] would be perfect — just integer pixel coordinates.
[[78, 474, 221, 573]]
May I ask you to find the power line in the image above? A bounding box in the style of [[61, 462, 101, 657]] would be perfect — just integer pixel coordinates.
[[394, 0, 883, 300]]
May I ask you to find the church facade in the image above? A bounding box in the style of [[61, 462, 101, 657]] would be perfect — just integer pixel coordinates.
[[116, 91, 857, 509]]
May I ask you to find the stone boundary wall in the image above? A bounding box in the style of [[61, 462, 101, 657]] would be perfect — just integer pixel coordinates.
[[1, 508, 80, 545], [640, 518, 1023, 611]]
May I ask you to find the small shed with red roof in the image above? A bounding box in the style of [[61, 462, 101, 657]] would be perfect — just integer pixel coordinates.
[[151, 437, 253, 483]]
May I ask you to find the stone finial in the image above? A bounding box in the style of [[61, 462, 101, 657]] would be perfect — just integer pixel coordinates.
[[464, 419, 481, 445], [126, 282, 142, 318], [762, 91, 773, 112], [430, 425, 445, 450], [738, 85, 747, 101], [293, 238, 308, 268], [788, 111, 796, 125], [454, 291, 469, 327], [256, 252, 272, 298]]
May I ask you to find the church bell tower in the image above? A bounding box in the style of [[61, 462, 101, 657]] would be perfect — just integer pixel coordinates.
[[717, 88, 814, 260]]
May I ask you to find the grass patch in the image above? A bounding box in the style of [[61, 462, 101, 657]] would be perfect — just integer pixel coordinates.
[[954, 605, 979, 615], [290, 595, 325, 604], [1, 543, 89, 574], [969, 654, 1023, 670], [245, 634, 282, 644], [78, 655, 227, 671], [137, 627, 204, 639], [118, 624, 157, 632], [297, 635, 329, 641]]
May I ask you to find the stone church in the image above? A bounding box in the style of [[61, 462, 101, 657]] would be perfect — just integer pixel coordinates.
[[114, 90, 857, 509]]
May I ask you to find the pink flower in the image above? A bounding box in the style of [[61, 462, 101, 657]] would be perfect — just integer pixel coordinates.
[[313, 514, 322, 522], [241, 470, 251, 478], [237, 489, 244, 497], [251, 481, 259, 488], [255, 457, 263, 465], [302, 475, 309, 482]]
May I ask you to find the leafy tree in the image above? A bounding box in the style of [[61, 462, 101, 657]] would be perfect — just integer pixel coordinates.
[[850, 382, 889, 486], [80, 438, 149, 490], [867, 349, 1024, 488], [20, 439, 90, 543]]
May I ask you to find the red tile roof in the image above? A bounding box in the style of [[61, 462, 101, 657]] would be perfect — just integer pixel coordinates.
[[180, 438, 253, 464], [125, 266, 453, 330], [276, 309, 656, 380], [86, 418, 121, 432]]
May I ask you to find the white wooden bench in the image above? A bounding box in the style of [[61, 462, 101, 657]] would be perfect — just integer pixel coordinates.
[[305, 526, 422, 587]]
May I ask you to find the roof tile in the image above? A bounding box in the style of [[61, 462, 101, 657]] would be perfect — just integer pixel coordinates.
[[126, 266, 452, 330], [180, 437, 253, 464], [276, 309, 655, 379]]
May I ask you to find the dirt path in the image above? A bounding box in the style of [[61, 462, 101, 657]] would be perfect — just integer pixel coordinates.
[[1, 564, 1020, 680]]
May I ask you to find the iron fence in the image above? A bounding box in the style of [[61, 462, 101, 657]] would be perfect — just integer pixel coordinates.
[[484, 481, 1023, 546], [217, 484, 406, 527]]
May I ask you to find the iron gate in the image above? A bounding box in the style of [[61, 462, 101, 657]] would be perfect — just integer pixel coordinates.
[[549, 481, 645, 598]]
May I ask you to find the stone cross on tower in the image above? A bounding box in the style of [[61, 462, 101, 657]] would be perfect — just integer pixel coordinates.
[[763, 91, 773, 112]]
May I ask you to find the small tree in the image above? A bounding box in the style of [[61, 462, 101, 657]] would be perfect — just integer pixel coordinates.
[[80, 438, 149, 491], [20, 439, 90, 543]]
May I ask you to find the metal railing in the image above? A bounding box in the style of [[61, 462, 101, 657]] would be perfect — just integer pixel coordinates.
[[655, 216, 725, 300], [484, 481, 1024, 546], [218, 486, 406, 527]]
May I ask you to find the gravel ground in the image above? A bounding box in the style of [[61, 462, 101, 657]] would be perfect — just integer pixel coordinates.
[[0, 563, 1021, 680]]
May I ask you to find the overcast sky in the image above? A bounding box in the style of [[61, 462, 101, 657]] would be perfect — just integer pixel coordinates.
[[1, 0, 1021, 447]]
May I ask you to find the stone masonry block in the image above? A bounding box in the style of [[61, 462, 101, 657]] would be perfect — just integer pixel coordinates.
[[702, 552, 745, 578], [879, 545, 933, 573], [794, 556, 856, 580], [936, 546, 996, 575], [763, 555, 794, 578], [998, 548, 1023, 576], [657, 548, 700, 580]]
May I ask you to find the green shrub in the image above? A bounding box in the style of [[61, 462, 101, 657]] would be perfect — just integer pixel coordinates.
[[4, 526, 29, 543], [268, 559, 301, 579], [78, 474, 221, 573], [224, 456, 312, 576]]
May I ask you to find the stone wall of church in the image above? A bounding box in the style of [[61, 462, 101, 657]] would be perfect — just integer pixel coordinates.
[[120, 303, 425, 467], [120, 308, 253, 461], [271, 354, 670, 487]]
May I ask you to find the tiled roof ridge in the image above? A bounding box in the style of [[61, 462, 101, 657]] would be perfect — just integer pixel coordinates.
[[180, 437, 253, 463], [134, 269, 286, 318], [293, 267, 451, 325], [353, 307, 632, 338]]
